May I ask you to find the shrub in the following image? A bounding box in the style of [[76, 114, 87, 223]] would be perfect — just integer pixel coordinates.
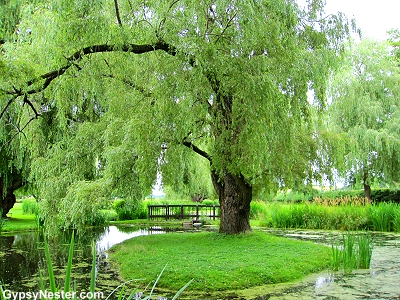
[[250, 200, 268, 219], [201, 199, 219, 206], [371, 189, 400, 204], [22, 198, 39, 215], [113, 199, 125, 211], [114, 199, 147, 220], [273, 191, 313, 202]]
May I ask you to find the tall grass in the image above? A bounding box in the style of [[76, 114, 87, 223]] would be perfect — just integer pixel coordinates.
[[330, 232, 373, 273], [394, 208, 400, 232], [368, 203, 398, 232], [268, 202, 369, 231], [258, 200, 400, 232]]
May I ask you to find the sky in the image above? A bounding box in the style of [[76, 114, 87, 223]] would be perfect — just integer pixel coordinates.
[[324, 0, 399, 41]]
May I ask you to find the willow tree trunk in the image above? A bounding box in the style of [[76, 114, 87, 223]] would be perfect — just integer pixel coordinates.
[[0, 174, 24, 217], [211, 171, 252, 234], [364, 183, 371, 201], [363, 170, 371, 201]]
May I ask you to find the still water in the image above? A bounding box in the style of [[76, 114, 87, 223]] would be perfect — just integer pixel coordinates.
[[1, 227, 400, 299], [0, 226, 166, 295], [242, 229, 400, 300]]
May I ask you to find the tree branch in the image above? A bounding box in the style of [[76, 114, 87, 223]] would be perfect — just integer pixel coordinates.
[[23, 94, 41, 118], [182, 139, 211, 162], [0, 96, 16, 120], [114, 0, 123, 27], [157, 0, 181, 37], [214, 11, 238, 45], [10, 41, 177, 98]]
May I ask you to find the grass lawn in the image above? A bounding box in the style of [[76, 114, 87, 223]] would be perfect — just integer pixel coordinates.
[[108, 231, 331, 294], [1, 202, 38, 232]]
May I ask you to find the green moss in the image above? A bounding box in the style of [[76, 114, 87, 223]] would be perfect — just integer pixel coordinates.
[[109, 231, 330, 292]]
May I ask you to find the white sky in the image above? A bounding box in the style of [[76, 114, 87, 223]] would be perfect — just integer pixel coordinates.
[[324, 0, 400, 40]]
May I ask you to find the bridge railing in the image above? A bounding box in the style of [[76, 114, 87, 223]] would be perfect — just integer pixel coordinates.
[[147, 204, 220, 221]]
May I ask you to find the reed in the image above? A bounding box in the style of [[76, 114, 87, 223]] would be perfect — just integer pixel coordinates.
[[357, 233, 373, 269], [393, 207, 400, 232], [64, 231, 74, 294], [269, 202, 369, 231], [368, 203, 395, 232], [42, 234, 57, 293], [342, 232, 356, 273], [330, 237, 342, 271], [330, 232, 374, 274], [39, 232, 76, 295]]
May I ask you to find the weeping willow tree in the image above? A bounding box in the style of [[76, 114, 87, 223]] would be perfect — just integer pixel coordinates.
[[0, 0, 352, 233], [329, 39, 400, 199], [0, 0, 28, 217]]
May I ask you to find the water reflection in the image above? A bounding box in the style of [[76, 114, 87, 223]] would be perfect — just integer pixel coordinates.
[[2, 227, 400, 299], [96, 226, 165, 253], [260, 229, 400, 300], [0, 226, 166, 294]]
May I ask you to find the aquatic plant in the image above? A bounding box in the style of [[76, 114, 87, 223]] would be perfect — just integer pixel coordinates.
[[357, 233, 373, 269], [330, 232, 373, 274], [393, 207, 400, 233], [269, 203, 369, 231], [330, 237, 342, 271], [368, 203, 396, 231], [39, 232, 192, 299]]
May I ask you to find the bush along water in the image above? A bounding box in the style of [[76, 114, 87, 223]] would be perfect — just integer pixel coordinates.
[[0, 231, 192, 300], [330, 232, 373, 274], [368, 202, 399, 232], [113, 199, 147, 221], [254, 196, 400, 232], [22, 198, 40, 215]]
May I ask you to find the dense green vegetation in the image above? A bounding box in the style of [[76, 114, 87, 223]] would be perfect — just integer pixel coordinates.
[[1, 202, 38, 232], [3, 189, 400, 233], [0, 0, 367, 234], [250, 199, 400, 232], [109, 231, 331, 293], [328, 39, 400, 200]]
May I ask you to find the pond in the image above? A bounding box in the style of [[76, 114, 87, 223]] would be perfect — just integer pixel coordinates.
[[0, 225, 167, 296], [1, 227, 400, 299], [240, 229, 400, 300]]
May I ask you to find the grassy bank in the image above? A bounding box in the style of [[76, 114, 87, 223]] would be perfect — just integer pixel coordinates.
[[1, 203, 38, 232], [108, 231, 331, 294]]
